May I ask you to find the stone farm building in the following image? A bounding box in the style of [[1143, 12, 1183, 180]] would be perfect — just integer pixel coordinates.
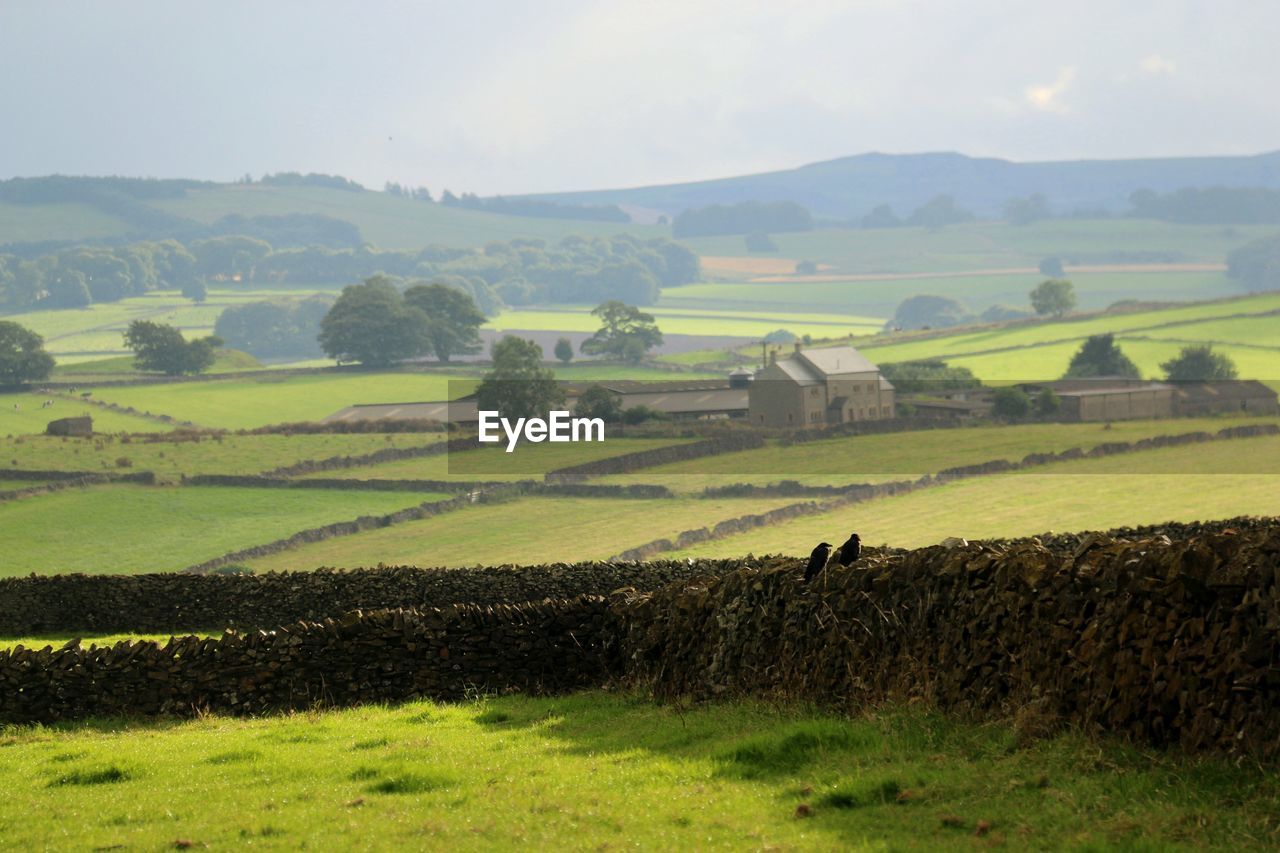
[[747, 344, 895, 428]]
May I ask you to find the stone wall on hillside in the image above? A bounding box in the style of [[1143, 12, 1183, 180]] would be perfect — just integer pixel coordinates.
[[0, 597, 616, 723], [0, 558, 768, 635], [616, 517, 1280, 759]]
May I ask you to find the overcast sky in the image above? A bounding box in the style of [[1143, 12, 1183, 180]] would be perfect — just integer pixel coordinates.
[[2, 0, 1277, 195]]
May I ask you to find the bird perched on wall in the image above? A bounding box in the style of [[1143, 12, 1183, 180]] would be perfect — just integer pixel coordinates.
[[803, 542, 832, 582], [837, 532, 862, 566]]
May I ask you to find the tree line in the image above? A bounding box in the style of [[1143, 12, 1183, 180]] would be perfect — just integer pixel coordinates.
[[0, 233, 701, 312]]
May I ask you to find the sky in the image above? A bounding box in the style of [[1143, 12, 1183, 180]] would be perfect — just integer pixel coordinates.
[[2, 0, 1278, 195]]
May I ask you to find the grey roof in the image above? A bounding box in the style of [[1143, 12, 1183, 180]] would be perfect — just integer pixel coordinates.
[[771, 357, 823, 385], [797, 346, 879, 377], [1056, 383, 1173, 398]]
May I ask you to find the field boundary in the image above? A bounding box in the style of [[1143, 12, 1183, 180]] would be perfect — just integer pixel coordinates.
[[545, 433, 765, 483], [0, 470, 156, 503], [612, 423, 1280, 559]]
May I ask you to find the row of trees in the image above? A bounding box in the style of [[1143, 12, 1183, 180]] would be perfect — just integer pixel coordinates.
[[0, 233, 702, 312], [672, 201, 813, 237], [886, 280, 1078, 332]]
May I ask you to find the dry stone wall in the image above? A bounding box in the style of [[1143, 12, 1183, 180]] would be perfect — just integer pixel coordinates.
[[0, 558, 752, 635], [617, 516, 1280, 759], [0, 597, 617, 723]]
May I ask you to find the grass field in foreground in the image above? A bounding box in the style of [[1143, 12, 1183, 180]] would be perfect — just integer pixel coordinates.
[[0, 432, 442, 481], [594, 416, 1280, 492], [0, 485, 449, 576], [0, 692, 1274, 850], [245, 495, 801, 572], [671, 440, 1280, 558]]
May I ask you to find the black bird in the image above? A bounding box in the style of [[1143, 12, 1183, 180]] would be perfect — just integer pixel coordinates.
[[804, 542, 832, 582], [837, 532, 862, 567]]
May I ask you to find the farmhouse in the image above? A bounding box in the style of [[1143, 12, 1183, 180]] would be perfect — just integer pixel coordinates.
[[747, 344, 894, 428]]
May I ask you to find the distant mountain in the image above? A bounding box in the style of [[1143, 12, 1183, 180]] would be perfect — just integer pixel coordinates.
[[521, 150, 1280, 220]]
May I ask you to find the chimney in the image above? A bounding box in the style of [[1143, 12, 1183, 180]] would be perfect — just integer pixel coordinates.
[[769, 350, 777, 365], [794, 341, 803, 353]]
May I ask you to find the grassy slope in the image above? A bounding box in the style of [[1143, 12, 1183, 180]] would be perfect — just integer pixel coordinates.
[[680, 220, 1274, 275], [0, 485, 449, 576], [299, 437, 691, 481], [672, 437, 1280, 558], [0, 432, 443, 481], [151, 185, 665, 249], [244, 495, 801, 572], [80, 371, 479, 429], [0, 692, 1274, 850], [594, 416, 1280, 492], [0, 392, 171, 435]]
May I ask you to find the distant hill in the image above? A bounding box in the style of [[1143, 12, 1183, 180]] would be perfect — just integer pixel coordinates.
[[521, 150, 1280, 219]]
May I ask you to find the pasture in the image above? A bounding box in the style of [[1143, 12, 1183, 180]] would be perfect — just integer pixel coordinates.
[[594, 415, 1280, 492], [243, 495, 802, 572], [0, 432, 442, 481], [487, 305, 883, 339], [0, 692, 1274, 850], [0, 485, 449, 576], [672, 436, 1280, 558], [298, 436, 691, 481], [0, 392, 171, 435]]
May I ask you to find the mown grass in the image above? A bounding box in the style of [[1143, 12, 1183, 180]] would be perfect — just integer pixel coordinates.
[[594, 415, 1280, 492], [244, 495, 801, 572], [0, 691, 1275, 850], [0, 485, 450, 576], [672, 437, 1280, 558], [297, 436, 691, 481], [0, 431, 442, 481]]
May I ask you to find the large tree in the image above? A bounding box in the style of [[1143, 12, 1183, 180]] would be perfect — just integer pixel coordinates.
[[887, 294, 971, 331], [579, 301, 664, 363], [402, 282, 486, 362], [123, 320, 221, 375], [318, 276, 429, 367], [0, 321, 55, 385], [1030, 279, 1076, 317], [1160, 345, 1239, 382], [474, 336, 564, 420], [1064, 334, 1141, 378]]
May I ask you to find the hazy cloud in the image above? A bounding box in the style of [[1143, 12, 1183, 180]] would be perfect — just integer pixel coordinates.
[[0, 1, 1277, 193]]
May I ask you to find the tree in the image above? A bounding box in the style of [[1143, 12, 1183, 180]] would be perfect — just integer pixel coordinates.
[[794, 260, 818, 274], [123, 320, 221, 375], [46, 270, 92, 308], [991, 387, 1031, 419], [1035, 388, 1062, 417], [1064, 334, 1141, 378], [579, 301, 664, 362], [622, 405, 668, 424], [1004, 193, 1050, 225], [1226, 233, 1280, 291], [182, 279, 208, 303], [402, 282, 485, 362], [906, 195, 974, 229], [1038, 257, 1065, 278], [0, 321, 55, 385], [474, 337, 564, 420], [318, 276, 429, 367], [554, 337, 574, 364], [1030, 279, 1076, 317], [744, 231, 778, 252], [888, 294, 971, 331], [1160, 345, 1239, 382], [573, 384, 623, 422], [861, 204, 901, 228]]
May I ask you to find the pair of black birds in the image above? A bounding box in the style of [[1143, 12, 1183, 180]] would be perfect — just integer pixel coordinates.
[[803, 532, 861, 581]]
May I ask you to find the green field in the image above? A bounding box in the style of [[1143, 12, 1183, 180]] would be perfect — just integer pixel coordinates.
[[672, 438, 1280, 558], [298, 436, 690, 481], [594, 416, 1280, 492], [0, 392, 171, 435], [0, 432, 442, 481], [681, 219, 1275, 276], [488, 305, 884, 339], [0, 485, 449, 576], [245, 495, 799, 572], [0, 692, 1274, 850]]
